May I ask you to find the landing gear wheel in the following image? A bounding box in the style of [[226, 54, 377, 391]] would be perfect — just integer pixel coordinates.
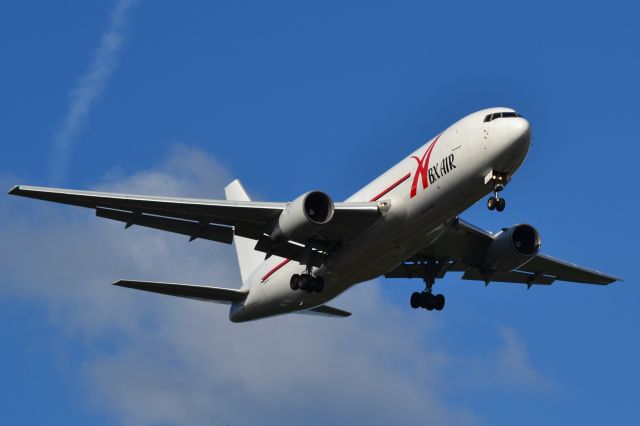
[[434, 294, 445, 311], [488, 173, 508, 212], [299, 275, 309, 291], [410, 292, 421, 309], [487, 197, 497, 211], [290, 274, 300, 290], [420, 292, 435, 310]]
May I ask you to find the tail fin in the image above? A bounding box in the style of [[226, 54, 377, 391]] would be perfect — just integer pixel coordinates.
[[224, 179, 266, 286]]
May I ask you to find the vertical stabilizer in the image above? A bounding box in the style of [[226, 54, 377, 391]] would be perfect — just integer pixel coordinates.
[[224, 179, 265, 286]]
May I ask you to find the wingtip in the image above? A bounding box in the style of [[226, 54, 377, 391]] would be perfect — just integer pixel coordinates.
[[8, 185, 21, 195], [601, 275, 623, 285], [603, 273, 623, 284]]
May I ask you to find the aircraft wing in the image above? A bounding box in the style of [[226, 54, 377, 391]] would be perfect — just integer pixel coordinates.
[[385, 218, 621, 287], [9, 185, 381, 265]]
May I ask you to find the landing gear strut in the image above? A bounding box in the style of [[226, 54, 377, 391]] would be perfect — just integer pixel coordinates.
[[409, 260, 446, 311], [290, 273, 324, 293], [487, 173, 507, 212]]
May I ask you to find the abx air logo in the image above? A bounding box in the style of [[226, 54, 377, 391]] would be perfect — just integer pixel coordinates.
[[410, 134, 456, 198]]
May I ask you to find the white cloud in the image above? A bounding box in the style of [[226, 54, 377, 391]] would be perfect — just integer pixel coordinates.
[[50, 0, 138, 184], [494, 327, 553, 389], [2, 147, 550, 425]]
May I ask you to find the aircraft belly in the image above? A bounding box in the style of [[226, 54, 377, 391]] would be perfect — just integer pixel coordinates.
[[320, 150, 490, 287]]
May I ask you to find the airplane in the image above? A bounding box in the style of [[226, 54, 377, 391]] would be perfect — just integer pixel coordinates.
[[9, 107, 621, 322]]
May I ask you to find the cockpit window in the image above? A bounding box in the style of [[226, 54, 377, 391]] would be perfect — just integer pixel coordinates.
[[484, 111, 522, 122]]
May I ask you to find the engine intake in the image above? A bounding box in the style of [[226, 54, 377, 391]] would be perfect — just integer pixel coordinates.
[[271, 191, 335, 242], [483, 224, 542, 273]]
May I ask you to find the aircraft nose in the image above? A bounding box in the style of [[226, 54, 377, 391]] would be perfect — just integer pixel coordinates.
[[508, 117, 530, 148], [498, 117, 531, 172], [489, 115, 531, 173]]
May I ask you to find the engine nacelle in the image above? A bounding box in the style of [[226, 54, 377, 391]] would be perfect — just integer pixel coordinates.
[[271, 191, 335, 242], [483, 224, 542, 273]]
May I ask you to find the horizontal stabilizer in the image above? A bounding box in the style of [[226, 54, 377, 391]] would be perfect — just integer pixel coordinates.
[[113, 280, 248, 304], [302, 305, 352, 318]]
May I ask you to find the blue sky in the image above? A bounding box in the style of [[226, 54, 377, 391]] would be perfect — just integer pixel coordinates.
[[1, 1, 638, 425]]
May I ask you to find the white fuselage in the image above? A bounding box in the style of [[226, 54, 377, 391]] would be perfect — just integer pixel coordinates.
[[230, 108, 531, 322]]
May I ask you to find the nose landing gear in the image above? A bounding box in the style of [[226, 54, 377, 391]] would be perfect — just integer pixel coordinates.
[[487, 172, 507, 212]]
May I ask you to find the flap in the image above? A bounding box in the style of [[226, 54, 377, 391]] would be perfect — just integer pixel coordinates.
[[461, 269, 555, 286]]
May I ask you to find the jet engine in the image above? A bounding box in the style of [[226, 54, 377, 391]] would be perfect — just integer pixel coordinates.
[[482, 224, 541, 273], [271, 191, 335, 242]]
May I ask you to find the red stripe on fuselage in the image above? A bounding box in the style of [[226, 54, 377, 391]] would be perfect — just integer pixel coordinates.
[[261, 259, 291, 282], [369, 172, 411, 202]]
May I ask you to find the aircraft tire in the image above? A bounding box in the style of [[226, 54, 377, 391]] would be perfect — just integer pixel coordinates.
[[487, 197, 496, 210], [410, 292, 421, 309], [290, 274, 300, 290], [299, 275, 309, 291], [420, 293, 435, 310], [434, 294, 445, 311], [496, 198, 506, 212], [419, 293, 428, 309]]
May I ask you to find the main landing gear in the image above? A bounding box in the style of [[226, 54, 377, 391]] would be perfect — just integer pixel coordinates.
[[410, 290, 445, 311], [410, 260, 446, 311], [487, 172, 507, 212], [290, 273, 324, 293]]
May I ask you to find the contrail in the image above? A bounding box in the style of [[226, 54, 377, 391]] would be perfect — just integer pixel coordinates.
[[50, 0, 138, 184]]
